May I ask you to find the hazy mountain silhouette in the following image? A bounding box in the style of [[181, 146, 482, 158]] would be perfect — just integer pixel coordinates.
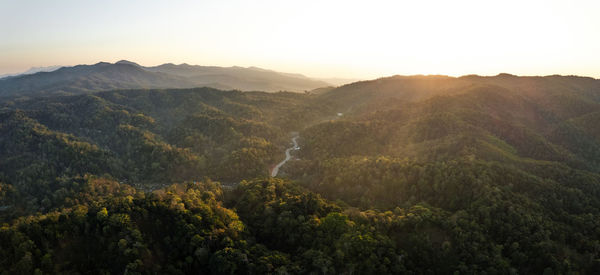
[[0, 65, 62, 79], [144, 62, 330, 92], [0, 60, 331, 97], [0, 62, 193, 97]]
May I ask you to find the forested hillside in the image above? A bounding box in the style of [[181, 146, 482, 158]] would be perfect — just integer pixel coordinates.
[[2, 74, 600, 273], [285, 75, 600, 273]]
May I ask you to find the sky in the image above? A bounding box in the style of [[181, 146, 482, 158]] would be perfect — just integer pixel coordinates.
[[1, 0, 599, 79]]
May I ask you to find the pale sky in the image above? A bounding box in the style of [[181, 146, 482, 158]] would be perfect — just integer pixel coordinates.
[[1, 0, 599, 79]]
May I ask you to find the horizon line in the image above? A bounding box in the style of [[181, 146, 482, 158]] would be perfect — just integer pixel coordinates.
[[2, 59, 599, 81]]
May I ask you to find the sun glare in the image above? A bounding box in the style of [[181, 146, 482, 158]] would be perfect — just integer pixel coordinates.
[[1, 0, 599, 78]]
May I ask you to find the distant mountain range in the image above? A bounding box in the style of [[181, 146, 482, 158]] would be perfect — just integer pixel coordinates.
[[0, 65, 62, 79], [0, 60, 331, 97]]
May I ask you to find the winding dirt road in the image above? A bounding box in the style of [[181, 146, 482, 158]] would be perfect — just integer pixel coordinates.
[[271, 134, 299, 177]]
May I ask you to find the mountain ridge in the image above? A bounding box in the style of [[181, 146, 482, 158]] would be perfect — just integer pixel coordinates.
[[0, 60, 331, 97], [0, 65, 63, 79]]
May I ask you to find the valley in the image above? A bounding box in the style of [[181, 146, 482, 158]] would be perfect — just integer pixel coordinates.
[[1, 73, 600, 273], [271, 133, 300, 177], [4, 0, 599, 273]]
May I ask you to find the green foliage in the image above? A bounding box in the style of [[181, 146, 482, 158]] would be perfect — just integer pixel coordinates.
[[2, 74, 600, 273], [228, 178, 405, 273]]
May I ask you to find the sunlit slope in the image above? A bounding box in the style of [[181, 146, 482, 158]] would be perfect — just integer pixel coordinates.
[[302, 74, 600, 169], [292, 74, 600, 209]]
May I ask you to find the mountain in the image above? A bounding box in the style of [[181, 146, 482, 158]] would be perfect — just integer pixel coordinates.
[[114, 60, 142, 67], [0, 65, 62, 79], [316, 77, 363, 86], [144, 63, 330, 92], [287, 74, 600, 273], [0, 62, 195, 97], [0, 61, 331, 97], [2, 74, 600, 273], [298, 74, 600, 171]]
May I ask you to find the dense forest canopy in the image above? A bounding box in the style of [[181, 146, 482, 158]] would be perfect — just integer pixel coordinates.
[[2, 74, 600, 273]]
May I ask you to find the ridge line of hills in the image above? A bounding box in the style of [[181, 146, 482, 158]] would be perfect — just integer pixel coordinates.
[[4, 59, 597, 98], [0, 60, 332, 97]]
